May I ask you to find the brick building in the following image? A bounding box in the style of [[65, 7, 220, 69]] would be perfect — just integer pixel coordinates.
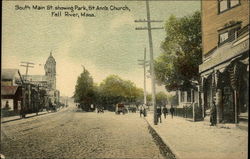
[[199, 0, 249, 124]]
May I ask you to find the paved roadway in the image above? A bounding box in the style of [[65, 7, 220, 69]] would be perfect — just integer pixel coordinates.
[[1, 105, 164, 159]]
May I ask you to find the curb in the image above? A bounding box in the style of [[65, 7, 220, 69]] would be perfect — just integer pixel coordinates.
[[144, 118, 178, 159], [1, 112, 48, 124]]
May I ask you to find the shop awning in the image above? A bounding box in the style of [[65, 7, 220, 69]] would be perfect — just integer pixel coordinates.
[[199, 34, 249, 74], [1, 86, 19, 96]]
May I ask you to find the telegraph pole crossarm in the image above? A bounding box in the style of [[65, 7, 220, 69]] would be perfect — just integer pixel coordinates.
[[21, 61, 35, 64], [135, 20, 163, 23], [20, 65, 34, 68], [135, 27, 164, 30], [20, 61, 35, 82]]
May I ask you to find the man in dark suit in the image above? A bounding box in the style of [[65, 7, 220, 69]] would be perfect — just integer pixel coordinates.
[[163, 106, 168, 119], [157, 107, 162, 123], [170, 105, 175, 119]]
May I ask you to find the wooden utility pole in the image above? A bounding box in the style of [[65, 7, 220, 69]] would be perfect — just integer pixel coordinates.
[[135, 0, 163, 125], [20, 61, 34, 117], [138, 48, 149, 108], [20, 61, 35, 81]]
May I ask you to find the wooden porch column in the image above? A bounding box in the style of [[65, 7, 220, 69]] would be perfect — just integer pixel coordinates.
[[191, 89, 195, 121], [214, 71, 222, 123], [178, 90, 181, 106], [234, 90, 238, 124], [201, 77, 205, 119], [216, 89, 222, 123]]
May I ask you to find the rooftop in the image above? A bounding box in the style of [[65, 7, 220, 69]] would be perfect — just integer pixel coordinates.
[[1, 69, 21, 80]]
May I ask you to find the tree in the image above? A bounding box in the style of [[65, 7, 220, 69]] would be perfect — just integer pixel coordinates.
[[167, 93, 178, 106], [155, 11, 202, 91], [98, 75, 143, 109], [73, 69, 95, 110], [146, 94, 152, 106], [156, 92, 168, 106]]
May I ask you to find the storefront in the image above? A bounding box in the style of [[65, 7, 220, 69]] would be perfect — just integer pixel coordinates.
[[199, 27, 249, 124], [1, 86, 23, 113]]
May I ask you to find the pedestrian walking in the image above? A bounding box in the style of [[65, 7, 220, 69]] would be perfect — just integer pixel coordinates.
[[139, 105, 143, 117], [170, 105, 174, 119], [162, 106, 168, 119], [157, 107, 162, 123], [20, 105, 26, 118], [143, 105, 147, 117]]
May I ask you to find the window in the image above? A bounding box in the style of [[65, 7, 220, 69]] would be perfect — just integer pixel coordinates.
[[218, 0, 240, 13], [187, 90, 191, 102], [219, 0, 228, 12], [218, 27, 240, 44], [218, 22, 241, 45], [219, 32, 229, 43], [181, 91, 185, 102], [230, 0, 240, 7]]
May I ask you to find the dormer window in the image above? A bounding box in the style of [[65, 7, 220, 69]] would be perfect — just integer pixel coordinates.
[[218, 0, 240, 14]]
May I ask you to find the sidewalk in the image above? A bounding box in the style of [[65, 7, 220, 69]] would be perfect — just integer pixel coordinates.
[[1, 107, 69, 123], [145, 112, 248, 159], [1, 111, 48, 123]]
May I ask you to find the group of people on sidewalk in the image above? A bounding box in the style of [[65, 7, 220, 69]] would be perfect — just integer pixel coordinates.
[[138, 104, 175, 124], [156, 105, 175, 123]]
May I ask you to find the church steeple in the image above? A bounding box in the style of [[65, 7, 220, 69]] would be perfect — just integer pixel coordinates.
[[44, 52, 56, 90]]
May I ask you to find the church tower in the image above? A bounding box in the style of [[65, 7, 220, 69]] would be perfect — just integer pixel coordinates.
[[44, 52, 56, 90]]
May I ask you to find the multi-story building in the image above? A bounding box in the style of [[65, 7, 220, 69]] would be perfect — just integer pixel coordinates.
[[1, 69, 23, 112], [23, 52, 59, 106], [199, 0, 249, 124], [1, 53, 60, 116]]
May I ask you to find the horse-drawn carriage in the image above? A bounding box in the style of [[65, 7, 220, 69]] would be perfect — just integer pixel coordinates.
[[115, 103, 127, 115]]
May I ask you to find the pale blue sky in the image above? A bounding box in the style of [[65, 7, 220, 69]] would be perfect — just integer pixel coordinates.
[[3, 1, 200, 96]]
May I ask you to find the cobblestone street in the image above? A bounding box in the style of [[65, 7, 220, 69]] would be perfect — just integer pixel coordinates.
[[1, 105, 163, 159]]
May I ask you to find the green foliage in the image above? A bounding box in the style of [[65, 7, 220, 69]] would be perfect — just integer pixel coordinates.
[[155, 11, 202, 91], [98, 75, 143, 106], [167, 93, 178, 106], [74, 72, 144, 110], [146, 94, 152, 104], [156, 91, 168, 106], [73, 69, 95, 105]]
